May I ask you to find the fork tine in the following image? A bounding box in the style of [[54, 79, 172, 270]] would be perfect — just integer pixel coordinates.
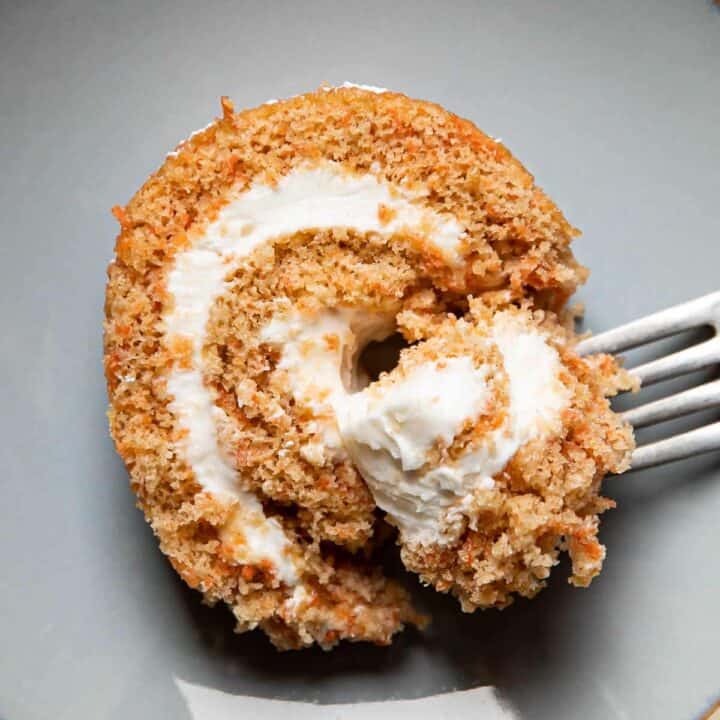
[[622, 379, 720, 428], [577, 291, 720, 471], [628, 422, 720, 471], [628, 337, 720, 386], [576, 291, 720, 356]]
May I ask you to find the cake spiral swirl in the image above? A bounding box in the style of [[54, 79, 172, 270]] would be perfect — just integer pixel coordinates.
[[105, 86, 633, 649]]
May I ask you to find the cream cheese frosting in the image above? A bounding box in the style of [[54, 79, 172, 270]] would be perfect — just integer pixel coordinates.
[[336, 82, 389, 93], [263, 310, 571, 546], [163, 162, 466, 581], [261, 309, 394, 453], [342, 314, 571, 545], [163, 154, 570, 571], [339, 356, 491, 472], [338, 356, 494, 545]]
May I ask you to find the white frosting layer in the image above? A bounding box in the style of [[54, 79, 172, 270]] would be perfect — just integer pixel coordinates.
[[165, 373, 298, 583], [165, 162, 465, 581], [265, 310, 571, 547], [338, 357, 493, 545], [261, 309, 393, 452], [167, 121, 214, 159], [344, 315, 570, 545], [338, 82, 389, 94], [492, 314, 571, 446], [340, 357, 491, 472]]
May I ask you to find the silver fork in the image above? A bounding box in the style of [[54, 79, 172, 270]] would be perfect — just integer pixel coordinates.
[[575, 291, 720, 471]]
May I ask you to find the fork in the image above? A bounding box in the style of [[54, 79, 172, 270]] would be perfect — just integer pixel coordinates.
[[575, 291, 720, 471]]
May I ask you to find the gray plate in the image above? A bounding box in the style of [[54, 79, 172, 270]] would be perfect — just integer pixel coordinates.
[[2, 1, 719, 718]]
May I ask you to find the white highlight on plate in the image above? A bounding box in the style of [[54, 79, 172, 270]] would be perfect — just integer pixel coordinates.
[[164, 162, 466, 580], [175, 677, 519, 720]]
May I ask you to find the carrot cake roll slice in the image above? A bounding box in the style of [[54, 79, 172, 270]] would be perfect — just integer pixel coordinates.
[[105, 84, 632, 649]]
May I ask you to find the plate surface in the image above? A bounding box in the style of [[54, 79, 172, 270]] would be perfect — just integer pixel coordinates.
[[1, 1, 719, 718]]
